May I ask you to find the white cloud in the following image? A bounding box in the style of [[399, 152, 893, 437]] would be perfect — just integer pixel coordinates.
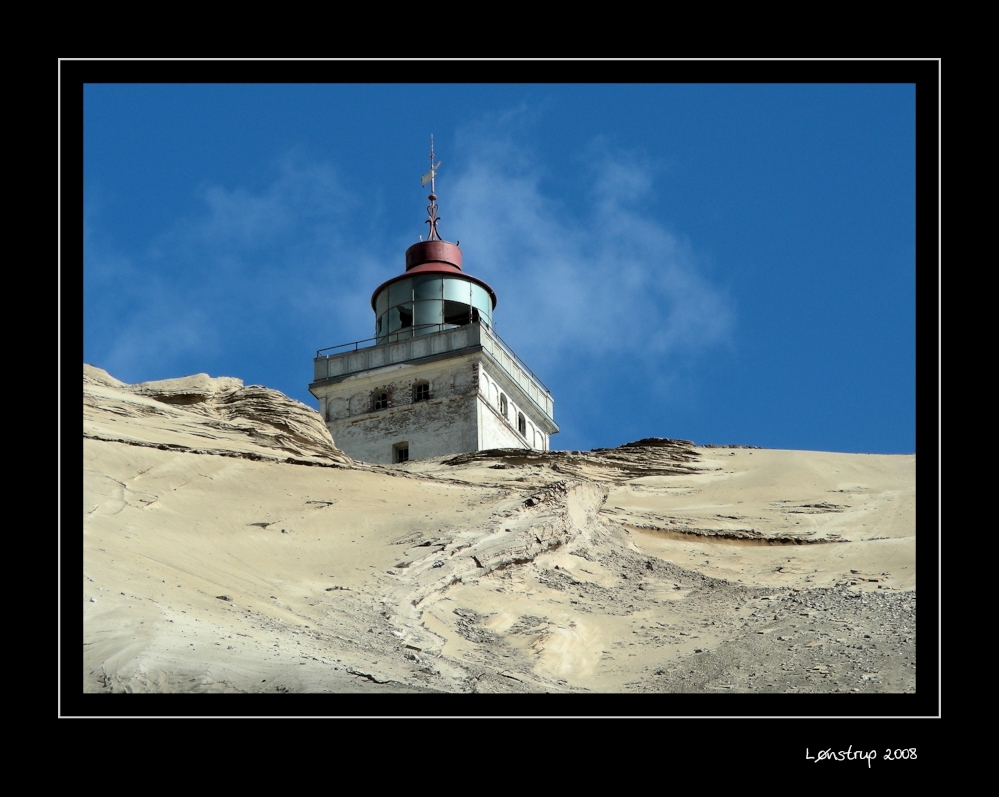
[[447, 132, 734, 379], [84, 153, 382, 384], [100, 307, 221, 381]]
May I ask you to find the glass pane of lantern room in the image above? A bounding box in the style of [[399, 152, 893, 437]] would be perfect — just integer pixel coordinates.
[[386, 306, 401, 334], [470, 283, 492, 323], [414, 299, 443, 334], [375, 289, 388, 316], [388, 278, 412, 309], [443, 277, 472, 303], [414, 275, 443, 300]]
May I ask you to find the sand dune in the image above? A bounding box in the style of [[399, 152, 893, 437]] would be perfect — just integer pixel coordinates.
[[82, 365, 916, 698]]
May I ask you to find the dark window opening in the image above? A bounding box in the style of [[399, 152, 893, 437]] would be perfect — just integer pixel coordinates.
[[394, 444, 409, 463], [517, 412, 526, 436], [413, 382, 430, 402], [372, 392, 389, 411], [499, 394, 508, 418], [444, 301, 480, 327], [398, 306, 413, 329]]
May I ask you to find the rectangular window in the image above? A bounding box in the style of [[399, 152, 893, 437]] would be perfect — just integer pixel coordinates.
[[413, 383, 430, 402], [394, 444, 409, 463]]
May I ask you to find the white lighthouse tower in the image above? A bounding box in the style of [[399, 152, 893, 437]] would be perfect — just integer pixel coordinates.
[[308, 140, 558, 464]]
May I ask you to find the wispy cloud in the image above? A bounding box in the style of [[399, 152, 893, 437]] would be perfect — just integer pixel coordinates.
[[84, 153, 380, 384], [448, 126, 735, 380]]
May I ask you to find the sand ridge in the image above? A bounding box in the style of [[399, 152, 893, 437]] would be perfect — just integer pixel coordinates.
[[82, 366, 916, 696]]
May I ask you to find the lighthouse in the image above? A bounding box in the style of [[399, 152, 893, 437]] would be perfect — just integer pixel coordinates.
[[308, 140, 558, 464]]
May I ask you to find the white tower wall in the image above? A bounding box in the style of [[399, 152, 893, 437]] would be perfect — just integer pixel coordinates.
[[310, 325, 554, 464]]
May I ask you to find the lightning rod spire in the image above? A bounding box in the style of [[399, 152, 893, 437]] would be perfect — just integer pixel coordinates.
[[420, 135, 443, 241]]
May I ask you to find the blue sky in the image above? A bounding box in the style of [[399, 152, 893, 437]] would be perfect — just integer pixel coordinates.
[[79, 70, 926, 455]]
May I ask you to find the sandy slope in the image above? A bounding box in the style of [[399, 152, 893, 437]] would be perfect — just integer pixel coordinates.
[[81, 366, 916, 697]]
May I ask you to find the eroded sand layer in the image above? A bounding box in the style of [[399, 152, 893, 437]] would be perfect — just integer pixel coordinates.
[[82, 366, 916, 695]]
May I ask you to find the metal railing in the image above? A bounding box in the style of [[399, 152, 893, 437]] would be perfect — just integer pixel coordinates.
[[483, 326, 551, 395], [316, 322, 467, 357], [315, 321, 551, 396]]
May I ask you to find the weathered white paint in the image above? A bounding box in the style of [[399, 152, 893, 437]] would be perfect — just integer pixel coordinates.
[[309, 324, 555, 463], [313, 324, 554, 420]]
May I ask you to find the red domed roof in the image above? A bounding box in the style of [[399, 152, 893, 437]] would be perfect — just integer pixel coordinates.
[[405, 240, 462, 271], [370, 240, 497, 310]]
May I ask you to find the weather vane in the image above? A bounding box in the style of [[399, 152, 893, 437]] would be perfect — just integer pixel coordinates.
[[421, 135, 443, 241]]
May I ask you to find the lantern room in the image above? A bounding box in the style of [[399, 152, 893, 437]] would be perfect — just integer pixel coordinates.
[[371, 240, 497, 344]]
